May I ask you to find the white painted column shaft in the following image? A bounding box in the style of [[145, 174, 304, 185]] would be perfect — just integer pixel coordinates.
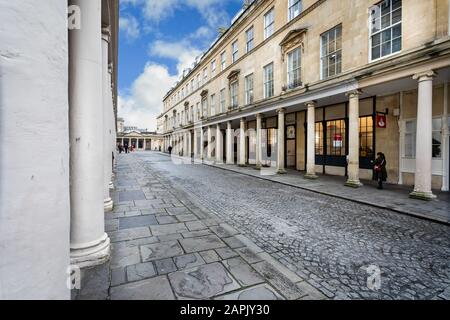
[[305, 102, 318, 179], [345, 91, 362, 187], [442, 83, 449, 191], [256, 114, 262, 169], [239, 118, 246, 166], [277, 108, 286, 173], [226, 121, 233, 164], [207, 126, 213, 159], [410, 71, 436, 199], [216, 123, 223, 163], [69, 0, 110, 268], [102, 27, 113, 211]]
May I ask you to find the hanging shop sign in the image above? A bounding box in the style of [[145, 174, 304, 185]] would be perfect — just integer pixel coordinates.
[[333, 133, 342, 148], [376, 113, 387, 128]]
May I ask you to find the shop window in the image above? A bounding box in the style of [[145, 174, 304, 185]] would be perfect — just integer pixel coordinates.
[[432, 118, 442, 158], [267, 128, 276, 158], [359, 116, 374, 157], [315, 122, 324, 155], [404, 120, 416, 158], [326, 120, 346, 156]]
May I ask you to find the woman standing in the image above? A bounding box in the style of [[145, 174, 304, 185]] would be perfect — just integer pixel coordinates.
[[374, 152, 387, 189]]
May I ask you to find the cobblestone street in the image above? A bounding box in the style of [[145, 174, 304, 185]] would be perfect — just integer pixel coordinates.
[[75, 152, 450, 300]]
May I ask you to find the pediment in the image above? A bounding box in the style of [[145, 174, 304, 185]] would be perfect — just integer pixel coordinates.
[[200, 89, 209, 97], [227, 69, 240, 83], [124, 131, 143, 137], [280, 28, 307, 56]]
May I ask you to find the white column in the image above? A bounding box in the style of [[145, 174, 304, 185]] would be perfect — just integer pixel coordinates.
[[277, 108, 286, 174], [69, 0, 110, 268], [410, 71, 437, 200], [226, 121, 233, 164], [216, 123, 223, 163], [102, 27, 113, 212], [345, 90, 362, 187], [256, 114, 262, 169], [239, 118, 247, 166], [193, 130, 198, 159], [207, 126, 213, 160], [305, 101, 318, 179], [0, 0, 70, 299], [442, 83, 449, 191], [200, 127, 204, 160]]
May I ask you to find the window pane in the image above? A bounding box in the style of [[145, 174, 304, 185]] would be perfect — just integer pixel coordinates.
[[432, 118, 442, 131], [381, 13, 391, 29], [392, 0, 402, 10], [382, 41, 391, 56], [372, 44, 381, 60], [392, 8, 401, 24], [392, 24, 401, 38], [392, 37, 401, 53]]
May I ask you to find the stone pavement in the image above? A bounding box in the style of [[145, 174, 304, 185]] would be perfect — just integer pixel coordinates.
[[72, 153, 326, 300], [205, 162, 450, 224]]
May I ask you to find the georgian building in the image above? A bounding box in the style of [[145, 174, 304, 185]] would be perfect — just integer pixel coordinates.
[[0, 0, 118, 299], [158, 0, 450, 199]]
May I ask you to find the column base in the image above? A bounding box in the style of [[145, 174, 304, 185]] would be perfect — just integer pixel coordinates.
[[409, 191, 437, 201], [304, 173, 318, 180], [238, 164, 247, 167], [104, 197, 114, 212], [70, 233, 111, 269], [344, 179, 363, 188], [109, 181, 114, 190], [277, 168, 287, 174], [255, 164, 262, 170]]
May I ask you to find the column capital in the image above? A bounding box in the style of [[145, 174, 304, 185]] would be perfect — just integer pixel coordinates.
[[412, 70, 436, 82], [277, 107, 286, 114], [256, 113, 264, 119], [304, 101, 317, 108], [346, 89, 362, 98], [240, 117, 246, 122]]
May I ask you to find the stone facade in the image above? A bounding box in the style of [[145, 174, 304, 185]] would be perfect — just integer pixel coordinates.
[[158, 0, 450, 198]]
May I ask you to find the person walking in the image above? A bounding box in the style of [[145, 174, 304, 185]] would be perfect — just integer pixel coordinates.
[[124, 144, 129, 154], [374, 152, 387, 189], [168, 145, 172, 155]]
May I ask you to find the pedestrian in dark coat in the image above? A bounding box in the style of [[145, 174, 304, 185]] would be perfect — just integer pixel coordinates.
[[374, 152, 387, 189], [168, 146, 173, 155]]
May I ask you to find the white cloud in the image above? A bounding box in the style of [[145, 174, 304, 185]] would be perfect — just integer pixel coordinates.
[[119, 15, 140, 40], [118, 63, 177, 131]]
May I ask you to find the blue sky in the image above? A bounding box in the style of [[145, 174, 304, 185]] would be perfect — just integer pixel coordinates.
[[118, 0, 243, 131]]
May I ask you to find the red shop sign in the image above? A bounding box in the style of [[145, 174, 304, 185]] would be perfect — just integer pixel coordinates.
[[377, 114, 386, 128]]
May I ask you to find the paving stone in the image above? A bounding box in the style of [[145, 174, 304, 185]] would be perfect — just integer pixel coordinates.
[[111, 267, 127, 287], [150, 223, 188, 236], [179, 235, 227, 253], [199, 250, 221, 263], [176, 214, 198, 222], [215, 247, 238, 260], [252, 261, 304, 300], [119, 215, 158, 230], [155, 258, 177, 275], [166, 207, 192, 215], [119, 190, 146, 202], [185, 221, 207, 231], [215, 284, 284, 300], [222, 257, 264, 287], [236, 247, 264, 264], [126, 262, 157, 282], [105, 219, 118, 232], [110, 276, 175, 300], [210, 224, 240, 238], [123, 210, 141, 217], [109, 227, 151, 243], [168, 263, 241, 299], [182, 230, 213, 238], [157, 233, 183, 242], [140, 241, 184, 262], [174, 253, 206, 270], [141, 208, 167, 216], [110, 246, 141, 269], [77, 262, 110, 300], [222, 236, 245, 249], [156, 216, 178, 225], [296, 281, 328, 300]]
